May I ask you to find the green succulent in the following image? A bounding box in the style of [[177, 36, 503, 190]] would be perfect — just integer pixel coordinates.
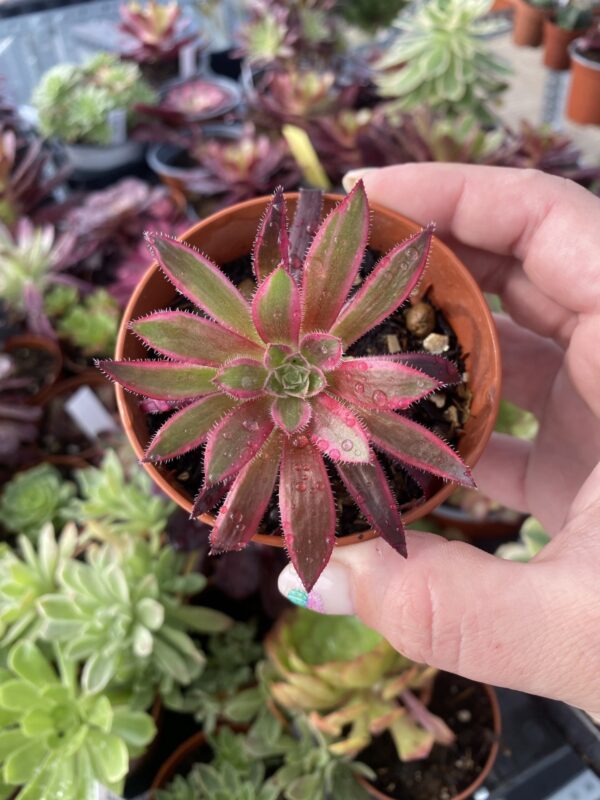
[[266, 609, 455, 761], [0, 221, 62, 314], [0, 525, 77, 648], [556, 1, 595, 30], [55, 289, 120, 357], [69, 449, 174, 546], [0, 640, 155, 800], [0, 464, 76, 541], [43, 285, 79, 318], [376, 0, 511, 122], [496, 517, 551, 562], [494, 399, 538, 440], [337, 0, 409, 33], [38, 536, 231, 697], [33, 53, 157, 146]]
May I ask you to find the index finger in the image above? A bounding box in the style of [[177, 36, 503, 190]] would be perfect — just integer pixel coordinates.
[[353, 164, 600, 317]]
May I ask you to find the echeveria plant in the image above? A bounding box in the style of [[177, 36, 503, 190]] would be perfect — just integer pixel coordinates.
[[0, 464, 75, 541], [99, 183, 474, 590], [0, 640, 155, 799]]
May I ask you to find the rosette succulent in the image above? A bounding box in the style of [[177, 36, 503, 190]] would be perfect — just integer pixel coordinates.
[[0, 464, 76, 541], [119, 0, 197, 65], [266, 609, 455, 761], [0, 640, 155, 799], [99, 183, 474, 590]]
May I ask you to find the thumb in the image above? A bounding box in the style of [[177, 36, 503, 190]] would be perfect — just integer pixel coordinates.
[[278, 531, 598, 713]]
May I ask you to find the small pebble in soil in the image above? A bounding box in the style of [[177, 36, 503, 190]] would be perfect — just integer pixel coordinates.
[[423, 332, 450, 354], [386, 333, 401, 353], [429, 392, 446, 409], [457, 709, 472, 723], [405, 302, 436, 337]]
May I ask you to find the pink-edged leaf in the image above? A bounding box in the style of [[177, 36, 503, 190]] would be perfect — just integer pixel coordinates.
[[264, 344, 293, 368], [147, 233, 260, 343], [301, 181, 369, 333], [331, 226, 434, 347], [391, 353, 462, 386], [402, 464, 440, 500], [97, 359, 216, 400], [210, 432, 281, 552], [252, 267, 301, 346], [300, 333, 343, 370], [192, 480, 233, 518], [214, 358, 268, 399], [336, 457, 406, 557], [144, 394, 237, 462], [328, 358, 440, 410], [253, 187, 290, 283], [272, 396, 312, 434], [130, 311, 263, 366], [280, 438, 335, 591], [310, 393, 370, 463], [361, 408, 475, 487], [204, 397, 274, 485]]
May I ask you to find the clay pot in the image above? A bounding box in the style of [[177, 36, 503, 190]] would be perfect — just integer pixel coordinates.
[[429, 503, 527, 542], [359, 683, 501, 800], [491, 0, 514, 10], [114, 193, 501, 549], [543, 19, 587, 70], [3, 334, 63, 405], [566, 43, 600, 124], [512, 0, 550, 47]]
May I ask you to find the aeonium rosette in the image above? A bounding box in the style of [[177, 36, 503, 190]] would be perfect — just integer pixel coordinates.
[[99, 182, 474, 590]]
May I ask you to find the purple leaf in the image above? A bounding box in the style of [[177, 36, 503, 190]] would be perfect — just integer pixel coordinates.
[[301, 181, 369, 333], [272, 396, 312, 434], [191, 480, 233, 518], [131, 311, 264, 365], [252, 267, 301, 346], [204, 397, 274, 485], [210, 432, 281, 552], [280, 438, 335, 591], [214, 358, 268, 399], [361, 408, 475, 487], [300, 333, 343, 370], [310, 393, 370, 463], [147, 233, 260, 343], [328, 358, 440, 410], [289, 189, 323, 284], [331, 226, 434, 347], [390, 352, 462, 386], [336, 457, 407, 557], [253, 188, 290, 283], [97, 359, 217, 400], [144, 394, 237, 462]]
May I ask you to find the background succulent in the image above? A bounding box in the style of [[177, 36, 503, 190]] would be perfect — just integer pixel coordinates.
[[100, 183, 473, 590], [119, 0, 197, 64], [33, 54, 157, 146], [54, 289, 120, 357], [0, 464, 76, 541], [0, 640, 155, 800]]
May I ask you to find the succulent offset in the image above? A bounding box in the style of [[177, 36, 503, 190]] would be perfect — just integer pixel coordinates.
[[99, 182, 474, 590]]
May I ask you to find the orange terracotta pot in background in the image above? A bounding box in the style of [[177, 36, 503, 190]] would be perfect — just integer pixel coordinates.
[[512, 0, 551, 46], [543, 19, 587, 70], [114, 193, 501, 549], [566, 44, 600, 124]]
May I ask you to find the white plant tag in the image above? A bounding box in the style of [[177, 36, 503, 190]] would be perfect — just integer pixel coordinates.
[[64, 386, 118, 440], [107, 108, 128, 145]]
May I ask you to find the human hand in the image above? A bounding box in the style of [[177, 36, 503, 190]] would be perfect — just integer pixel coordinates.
[[278, 164, 600, 717]]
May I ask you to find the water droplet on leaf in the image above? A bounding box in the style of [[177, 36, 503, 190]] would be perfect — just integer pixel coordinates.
[[342, 439, 353, 451]]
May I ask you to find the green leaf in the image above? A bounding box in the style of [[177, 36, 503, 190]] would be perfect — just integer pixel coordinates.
[[170, 605, 232, 634], [272, 396, 312, 435], [0, 731, 27, 761], [4, 740, 47, 784], [136, 597, 165, 630], [98, 360, 218, 401], [81, 651, 118, 694], [111, 710, 156, 748], [223, 687, 264, 723], [0, 681, 43, 712], [252, 267, 301, 346], [21, 709, 54, 738], [8, 642, 57, 685], [214, 359, 268, 400], [86, 731, 128, 784], [85, 695, 113, 733]]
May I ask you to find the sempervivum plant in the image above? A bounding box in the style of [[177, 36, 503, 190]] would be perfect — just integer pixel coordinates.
[[99, 183, 474, 590], [119, 0, 197, 65]]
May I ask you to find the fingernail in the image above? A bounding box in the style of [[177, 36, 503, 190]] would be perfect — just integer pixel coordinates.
[[342, 167, 378, 194], [278, 561, 354, 615]]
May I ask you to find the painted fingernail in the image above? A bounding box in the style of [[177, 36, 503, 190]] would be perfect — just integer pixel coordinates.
[[342, 167, 378, 194], [278, 561, 354, 615]]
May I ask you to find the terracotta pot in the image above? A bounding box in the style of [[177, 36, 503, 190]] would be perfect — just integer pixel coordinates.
[[512, 0, 550, 46], [114, 193, 501, 549], [3, 334, 63, 405], [360, 682, 501, 800], [491, 0, 514, 10], [566, 44, 600, 124], [543, 19, 587, 70]]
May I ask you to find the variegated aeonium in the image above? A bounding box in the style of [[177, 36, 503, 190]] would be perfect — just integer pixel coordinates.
[[99, 182, 474, 590]]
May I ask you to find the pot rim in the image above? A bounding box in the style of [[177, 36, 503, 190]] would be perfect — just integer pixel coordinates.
[[114, 192, 501, 548], [160, 74, 242, 120], [569, 40, 600, 69]]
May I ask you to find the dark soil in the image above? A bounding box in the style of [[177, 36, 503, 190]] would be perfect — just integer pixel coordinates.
[[359, 673, 497, 800], [143, 249, 472, 538], [9, 344, 58, 397]]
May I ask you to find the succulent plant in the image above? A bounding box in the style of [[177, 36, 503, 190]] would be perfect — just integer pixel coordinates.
[[38, 536, 231, 695], [376, 0, 511, 122], [266, 609, 455, 761], [187, 125, 300, 207], [576, 18, 600, 54], [555, 0, 595, 30], [0, 464, 76, 541], [0, 640, 155, 799], [496, 516, 551, 562], [55, 288, 120, 357], [0, 524, 77, 647], [336, 0, 409, 33], [119, 0, 197, 65], [252, 68, 350, 123], [99, 183, 473, 590], [68, 449, 174, 546], [33, 53, 157, 146]]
